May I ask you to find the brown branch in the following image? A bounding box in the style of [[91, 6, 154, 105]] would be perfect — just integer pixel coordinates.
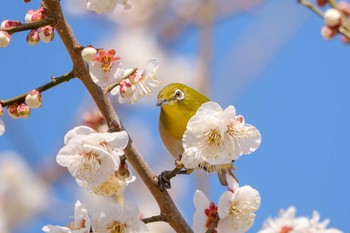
[[42, 0, 192, 232], [2, 19, 54, 35], [0, 71, 74, 107], [142, 215, 165, 224]]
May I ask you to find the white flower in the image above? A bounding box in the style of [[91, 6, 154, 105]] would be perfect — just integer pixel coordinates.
[[79, 168, 135, 197], [89, 49, 124, 88], [181, 101, 261, 169], [193, 190, 218, 233], [111, 58, 161, 104], [258, 206, 310, 233], [56, 126, 128, 185], [86, 0, 131, 14], [91, 202, 149, 233], [308, 211, 343, 233], [43, 200, 91, 233], [218, 176, 261, 233]]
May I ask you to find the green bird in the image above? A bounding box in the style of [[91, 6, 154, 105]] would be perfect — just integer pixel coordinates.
[[157, 83, 236, 186]]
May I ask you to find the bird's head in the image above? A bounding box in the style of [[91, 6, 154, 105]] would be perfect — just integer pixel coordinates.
[[157, 83, 210, 114]]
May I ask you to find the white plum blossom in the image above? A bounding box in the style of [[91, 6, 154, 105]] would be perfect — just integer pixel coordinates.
[[86, 0, 131, 14], [91, 202, 149, 233], [89, 49, 124, 88], [111, 58, 161, 104], [258, 206, 343, 233], [217, 175, 261, 233], [193, 190, 218, 233], [181, 101, 261, 169], [309, 211, 343, 233], [258, 206, 312, 233], [43, 200, 91, 233], [56, 126, 128, 186]]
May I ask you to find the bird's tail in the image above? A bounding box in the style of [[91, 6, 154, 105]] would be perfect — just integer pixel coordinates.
[[217, 163, 238, 186]]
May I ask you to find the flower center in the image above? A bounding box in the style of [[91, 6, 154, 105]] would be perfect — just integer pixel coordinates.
[[205, 129, 222, 146], [81, 152, 101, 171], [229, 201, 256, 225], [94, 49, 120, 73], [227, 117, 248, 139], [279, 226, 293, 233], [107, 221, 126, 233], [204, 202, 218, 232]]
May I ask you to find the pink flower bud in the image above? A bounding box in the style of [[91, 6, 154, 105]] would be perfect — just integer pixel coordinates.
[[338, 1, 350, 16], [0, 104, 4, 117], [341, 35, 350, 44], [0, 31, 11, 48], [7, 103, 19, 119], [25, 90, 42, 108], [25, 7, 46, 23], [26, 29, 40, 46], [324, 8, 341, 27], [82, 46, 97, 62], [38, 26, 54, 43], [119, 79, 135, 98], [321, 26, 337, 40], [17, 103, 31, 118], [316, 0, 327, 7], [0, 20, 21, 29]]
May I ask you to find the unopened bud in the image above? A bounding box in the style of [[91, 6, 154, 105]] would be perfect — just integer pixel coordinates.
[[82, 46, 97, 62], [7, 103, 19, 119], [0, 104, 4, 117], [1, 20, 21, 29], [38, 26, 54, 43], [25, 90, 42, 108], [324, 8, 341, 27], [26, 29, 40, 46], [316, 0, 327, 7], [17, 103, 30, 118], [321, 26, 337, 40], [0, 31, 11, 48], [119, 79, 135, 98], [341, 35, 350, 44]]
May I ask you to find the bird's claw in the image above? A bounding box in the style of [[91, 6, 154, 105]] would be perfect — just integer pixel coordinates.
[[158, 171, 171, 191]]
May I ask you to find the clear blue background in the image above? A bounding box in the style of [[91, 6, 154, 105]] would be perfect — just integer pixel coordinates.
[[0, 0, 349, 232]]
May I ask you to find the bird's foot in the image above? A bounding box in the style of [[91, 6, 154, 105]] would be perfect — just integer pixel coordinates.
[[158, 171, 172, 191]]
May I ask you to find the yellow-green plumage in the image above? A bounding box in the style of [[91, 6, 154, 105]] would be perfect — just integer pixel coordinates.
[[157, 83, 236, 186], [157, 83, 209, 159]]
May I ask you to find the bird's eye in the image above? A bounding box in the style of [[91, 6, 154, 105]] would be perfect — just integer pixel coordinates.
[[174, 89, 185, 100]]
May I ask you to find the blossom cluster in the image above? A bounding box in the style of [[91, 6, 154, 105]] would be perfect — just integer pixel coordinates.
[[193, 175, 261, 233], [258, 206, 343, 233], [181, 101, 261, 171], [82, 47, 161, 104], [86, 0, 132, 14], [0, 90, 42, 136], [56, 126, 134, 197], [318, 0, 350, 43], [43, 200, 148, 233], [0, 6, 54, 48]]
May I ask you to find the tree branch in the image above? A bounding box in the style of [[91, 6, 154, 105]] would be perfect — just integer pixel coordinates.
[[2, 19, 54, 34], [0, 70, 74, 107], [142, 215, 165, 224], [42, 0, 193, 232]]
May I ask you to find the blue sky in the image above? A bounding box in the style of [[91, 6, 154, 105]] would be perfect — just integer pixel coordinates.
[[1, 0, 350, 232]]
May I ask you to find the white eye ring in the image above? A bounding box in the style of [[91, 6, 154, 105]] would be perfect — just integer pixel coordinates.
[[174, 89, 185, 100]]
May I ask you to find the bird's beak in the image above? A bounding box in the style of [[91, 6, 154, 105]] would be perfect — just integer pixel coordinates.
[[156, 99, 167, 107]]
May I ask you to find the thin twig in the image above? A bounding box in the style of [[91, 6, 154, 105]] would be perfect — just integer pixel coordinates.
[[297, 0, 324, 18], [2, 19, 54, 35], [142, 215, 165, 224], [205, 213, 219, 233], [104, 67, 138, 94], [0, 71, 75, 107]]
